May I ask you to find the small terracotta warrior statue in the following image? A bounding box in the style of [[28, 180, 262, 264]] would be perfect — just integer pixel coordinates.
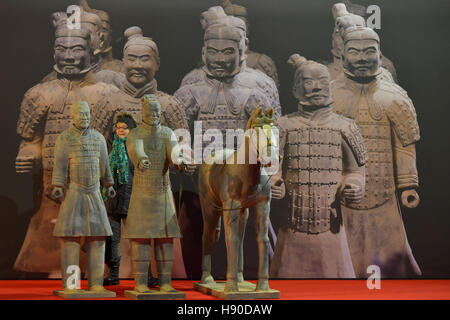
[[328, 3, 395, 83], [79, 0, 125, 73], [332, 26, 421, 277], [221, 0, 279, 87], [42, 8, 124, 87], [52, 101, 116, 298], [113, 26, 188, 131], [14, 23, 119, 274], [124, 95, 186, 298], [174, 7, 279, 280], [269, 54, 367, 278]]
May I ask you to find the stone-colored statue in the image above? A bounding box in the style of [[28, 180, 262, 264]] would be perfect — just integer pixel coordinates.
[[176, 6, 280, 140], [343, 0, 398, 82], [328, 3, 395, 83], [79, 0, 125, 73], [180, 6, 281, 118], [332, 26, 421, 277], [14, 23, 119, 275], [124, 95, 186, 299], [112, 26, 188, 130], [269, 54, 368, 278], [221, 0, 279, 87], [41, 7, 125, 87], [174, 7, 279, 280], [52, 101, 116, 298]]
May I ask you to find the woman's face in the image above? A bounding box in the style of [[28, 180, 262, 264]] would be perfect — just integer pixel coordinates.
[[116, 122, 130, 139]]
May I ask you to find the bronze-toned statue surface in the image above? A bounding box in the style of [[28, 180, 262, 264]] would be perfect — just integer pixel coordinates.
[[52, 101, 116, 298], [332, 26, 421, 277], [269, 55, 368, 278], [195, 107, 280, 299], [124, 95, 186, 299], [221, 0, 279, 87], [328, 3, 395, 83], [14, 23, 119, 274]]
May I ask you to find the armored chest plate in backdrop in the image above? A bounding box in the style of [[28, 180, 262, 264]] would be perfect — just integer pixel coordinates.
[[197, 85, 248, 133], [351, 92, 395, 210], [285, 125, 343, 234], [332, 81, 396, 210]]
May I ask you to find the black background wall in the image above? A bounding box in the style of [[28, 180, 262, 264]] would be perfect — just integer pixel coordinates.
[[0, 0, 449, 279]]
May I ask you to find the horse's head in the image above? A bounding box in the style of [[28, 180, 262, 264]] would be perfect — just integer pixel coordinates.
[[245, 108, 279, 173]]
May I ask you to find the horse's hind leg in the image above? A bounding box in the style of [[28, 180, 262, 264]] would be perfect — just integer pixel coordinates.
[[252, 201, 271, 291], [200, 198, 221, 284]]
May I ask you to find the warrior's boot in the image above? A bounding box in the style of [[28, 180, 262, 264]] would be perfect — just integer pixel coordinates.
[[157, 261, 178, 292], [132, 240, 152, 293], [61, 238, 82, 293], [87, 238, 114, 294], [156, 240, 180, 293]]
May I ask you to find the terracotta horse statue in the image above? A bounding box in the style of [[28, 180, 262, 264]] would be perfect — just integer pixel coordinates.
[[198, 107, 279, 292]]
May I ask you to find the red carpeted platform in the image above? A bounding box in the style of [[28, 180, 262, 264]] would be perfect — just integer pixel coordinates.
[[0, 280, 449, 300]]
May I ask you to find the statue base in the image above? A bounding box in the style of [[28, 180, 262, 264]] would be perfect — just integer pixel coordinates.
[[124, 289, 186, 300], [194, 281, 280, 300], [54, 289, 116, 299]]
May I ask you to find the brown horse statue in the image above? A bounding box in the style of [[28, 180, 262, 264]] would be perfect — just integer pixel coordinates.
[[198, 107, 279, 292]]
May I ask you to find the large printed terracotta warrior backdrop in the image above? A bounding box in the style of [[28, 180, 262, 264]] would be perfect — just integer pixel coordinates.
[[1, 0, 449, 279]]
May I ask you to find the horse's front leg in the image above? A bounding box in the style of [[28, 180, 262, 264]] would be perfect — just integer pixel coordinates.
[[252, 200, 271, 291], [200, 198, 221, 284], [223, 202, 243, 292], [237, 208, 249, 283]]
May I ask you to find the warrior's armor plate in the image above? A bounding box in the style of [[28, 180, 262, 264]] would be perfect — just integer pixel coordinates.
[[278, 108, 367, 233], [332, 77, 420, 209]]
